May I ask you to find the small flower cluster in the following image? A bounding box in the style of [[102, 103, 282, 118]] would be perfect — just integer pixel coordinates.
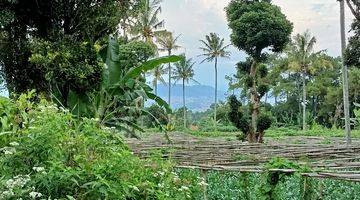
[[1, 141, 20, 155], [197, 177, 208, 187], [0, 146, 16, 155], [32, 166, 47, 175], [29, 191, 42, 199], [0, 175, 31, 199]]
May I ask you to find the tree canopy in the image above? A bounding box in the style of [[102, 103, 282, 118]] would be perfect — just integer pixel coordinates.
[[0, 0, 136, 94], [226, 0, 293, 60]]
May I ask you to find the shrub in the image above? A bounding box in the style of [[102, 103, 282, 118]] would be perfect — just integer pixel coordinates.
[[143, 104, 169, 128], [0, 99, 198, 199]]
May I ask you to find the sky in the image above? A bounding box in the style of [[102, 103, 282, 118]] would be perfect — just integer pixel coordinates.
[[159, 0, 355, 92]]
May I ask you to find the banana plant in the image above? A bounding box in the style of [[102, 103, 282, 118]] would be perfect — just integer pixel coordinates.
[[67, 36, 182, 138]]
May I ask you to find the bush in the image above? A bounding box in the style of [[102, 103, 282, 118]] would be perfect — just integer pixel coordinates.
[[0, 99, 199, 199], [143, 104, 169, 128]]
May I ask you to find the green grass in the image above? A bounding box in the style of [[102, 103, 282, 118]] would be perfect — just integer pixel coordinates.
[[266, 127, 360, 138], [179, 127, 360, 140]]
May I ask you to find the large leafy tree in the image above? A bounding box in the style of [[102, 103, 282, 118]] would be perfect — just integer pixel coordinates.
[[199, 33, 230, 131], [226, 0, 293, 142], [0, 0, 133, 96], [156, 31, 181, 106], [172, 57, 198, 129]]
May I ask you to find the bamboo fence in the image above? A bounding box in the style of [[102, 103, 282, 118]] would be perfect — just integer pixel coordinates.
[[126, 133, 360, 182]]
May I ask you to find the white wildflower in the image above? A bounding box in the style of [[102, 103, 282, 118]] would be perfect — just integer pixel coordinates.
[[1, 147, 16, 155], [1, 189, 14, 197], [158, 183, 164, 188], [9, 142, 19, 146], [6, 175, 30, 189], [179, 186, 189, 191], [129, 185, 140, 192], [198, 180, 208, 187], [29, 191, 42, 199], [32, 167, 45, 173], [182, 186, 189, 190]]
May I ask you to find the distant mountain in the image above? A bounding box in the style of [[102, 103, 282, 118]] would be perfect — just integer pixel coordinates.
[[148, 84, 227, 111]]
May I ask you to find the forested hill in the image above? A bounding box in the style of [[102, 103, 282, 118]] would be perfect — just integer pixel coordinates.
[[155, 84, 227, 111]]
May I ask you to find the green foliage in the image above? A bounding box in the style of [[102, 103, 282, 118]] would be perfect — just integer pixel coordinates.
[[0, 97, 15, 132], [226, 0, 292, 142], [260, 158, 303, 200], [226, 0, 293, 59], [256, 114, 272, 133], [144, 104, 169, 128], [237, 59, 252, 73], [0, 97, 200, 199], [257, 64, 268, 78], [257, 84, 269, 98], [118, 40, 156, 71], [0, 0, 134, 94], [66, 37, 181, 138], [345, 20, 360, 67], [29, 37, 102, 100], [228, 95, 250, 138]]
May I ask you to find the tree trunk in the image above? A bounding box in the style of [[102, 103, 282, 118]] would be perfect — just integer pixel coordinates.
[[167, 50, 172, 126], [183, 79, 186, 129], [302, 72, 307, 130], [168, 50, 172, 106], [214, 57, 218, 131], [340, 0, 352, 145], [154, 75, 158, 95], [250, 60, 259, 142]]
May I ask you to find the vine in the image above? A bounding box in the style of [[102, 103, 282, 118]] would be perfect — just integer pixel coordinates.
[[259, 157, 305, 200]]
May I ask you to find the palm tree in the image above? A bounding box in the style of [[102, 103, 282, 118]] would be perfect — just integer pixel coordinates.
[[156, 31, 181, 106], [131, 0, 164, 44], [287, 31, 332, 130], [151, 65, 167, 95], [199, 33, 230, 131], [173, 58, 199, 128], [340, 0, 352, 144]]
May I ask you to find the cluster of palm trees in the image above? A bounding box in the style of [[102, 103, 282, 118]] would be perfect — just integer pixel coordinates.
[[130, 0, 352, 143], [286, 31, 332, 131], [127, 0, 231, 129]]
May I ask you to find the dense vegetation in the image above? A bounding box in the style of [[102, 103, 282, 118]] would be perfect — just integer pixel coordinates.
[[1, 0, 360, 199]]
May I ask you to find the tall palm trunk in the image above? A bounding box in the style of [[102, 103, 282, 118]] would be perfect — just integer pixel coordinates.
[[167, 50, 172, 126], [183, 78, 186, 129], [154, 78, 158, 95], [340, 0, 352, 145], [214, 57, 218, 131], [302, 71, 307, 130], [168, 50, 172, 105]]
